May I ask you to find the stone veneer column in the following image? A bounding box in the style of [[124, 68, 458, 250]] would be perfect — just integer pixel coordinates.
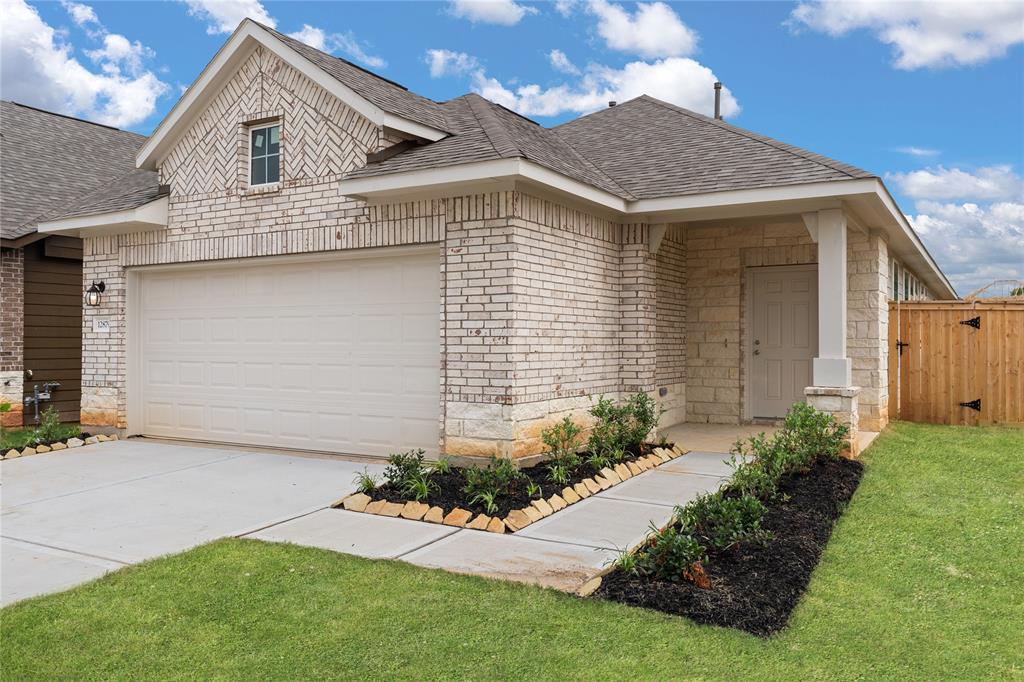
[[805, 385, 861, 456], [619, 224, 657, 394], [0, 247, 24, 427]]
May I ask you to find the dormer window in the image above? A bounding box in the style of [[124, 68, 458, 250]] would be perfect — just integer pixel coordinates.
[[250, 123, 280, 186]]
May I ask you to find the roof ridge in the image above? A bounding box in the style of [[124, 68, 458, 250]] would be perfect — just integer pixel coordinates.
[[637, 95, 872, 179], [463, 94, 520, 158]]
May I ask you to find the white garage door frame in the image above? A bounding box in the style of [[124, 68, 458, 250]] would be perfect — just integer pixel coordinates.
[[125, 244, 443, 457]]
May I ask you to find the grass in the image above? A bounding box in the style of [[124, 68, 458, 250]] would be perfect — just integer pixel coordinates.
[[0, 422, 80, 450], [2, 422, 1021, 680]]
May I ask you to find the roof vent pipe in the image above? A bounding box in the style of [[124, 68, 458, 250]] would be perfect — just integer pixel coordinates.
[[608, 101, 617, 107], [713, 82, 722, 120]]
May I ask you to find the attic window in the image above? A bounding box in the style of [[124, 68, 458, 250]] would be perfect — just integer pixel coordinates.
[[250, 123, 280, 186]]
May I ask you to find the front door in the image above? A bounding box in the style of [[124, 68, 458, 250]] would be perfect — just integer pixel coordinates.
[[749, 265, 818, 419]]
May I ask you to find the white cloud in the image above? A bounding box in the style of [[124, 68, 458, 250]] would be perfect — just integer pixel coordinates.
[[448, 0, 538, 26], [789, 1, 1024, 69], [182, 0, 275, 34], [287, 24, 387, 69], [60, 0, 99, 28], [554, 0, 578, 17], [587, 0, 698, 58], [908, 200, 1024, 295], [85, 33, 154, 76], [470, 57, 738, 118], [548, 49, 580, 75], [888, 165, 1024, 202], [895, 146, 939, 158], [425, 49, 479, 78], [1, 0, 167, 128]]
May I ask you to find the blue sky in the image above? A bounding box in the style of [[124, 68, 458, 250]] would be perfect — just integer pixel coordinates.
[[2, 0, 1022, 294]]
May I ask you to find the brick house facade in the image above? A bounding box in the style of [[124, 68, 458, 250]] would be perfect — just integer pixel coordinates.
[[37, 20, 954, 460]]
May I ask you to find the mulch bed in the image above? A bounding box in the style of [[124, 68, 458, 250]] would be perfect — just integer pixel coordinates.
[[371, 443, 667, 518], [595, 456, 864, 637]]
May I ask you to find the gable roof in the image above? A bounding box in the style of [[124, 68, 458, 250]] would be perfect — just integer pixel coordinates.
[[136, 20, 449, 170], [0, 101, 147, 241]]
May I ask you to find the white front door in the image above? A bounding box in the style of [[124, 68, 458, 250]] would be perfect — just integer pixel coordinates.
[[748, 265, 818, 419], [132, 248, 441, 457]]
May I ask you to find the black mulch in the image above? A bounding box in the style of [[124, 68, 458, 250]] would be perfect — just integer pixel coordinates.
[[595, 456, 864, 637], [370, 443, 668, 518]]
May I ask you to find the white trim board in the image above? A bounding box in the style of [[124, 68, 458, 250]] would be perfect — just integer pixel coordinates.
[[36, 197, 168, 238]]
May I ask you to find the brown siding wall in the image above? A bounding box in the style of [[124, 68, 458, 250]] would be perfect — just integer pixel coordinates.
[[22, 238, 82, 423]]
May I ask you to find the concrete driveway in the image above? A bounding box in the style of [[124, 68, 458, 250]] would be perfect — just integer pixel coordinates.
[[1, 439, 375, 606]]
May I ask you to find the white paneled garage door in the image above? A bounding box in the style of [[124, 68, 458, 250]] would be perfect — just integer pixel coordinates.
[[133, 248, 440, 457]]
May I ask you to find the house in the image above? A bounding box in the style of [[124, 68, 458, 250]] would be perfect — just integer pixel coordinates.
[[0, 102, 159, 428], [35, 20, 955, 459]]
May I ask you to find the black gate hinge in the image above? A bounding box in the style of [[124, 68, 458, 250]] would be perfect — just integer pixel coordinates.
[[959, 398, 981, 412], [960, 316, 981, 330]]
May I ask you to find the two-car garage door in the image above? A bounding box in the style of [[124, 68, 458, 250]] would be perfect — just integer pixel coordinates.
[[133, 249, 440, 458]]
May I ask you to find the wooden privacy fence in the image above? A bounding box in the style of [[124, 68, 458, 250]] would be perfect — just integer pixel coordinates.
[[889, 300, 1024, 425]]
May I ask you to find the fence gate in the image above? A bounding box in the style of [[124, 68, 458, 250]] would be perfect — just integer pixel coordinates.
[[889, 301, 1024, 425]]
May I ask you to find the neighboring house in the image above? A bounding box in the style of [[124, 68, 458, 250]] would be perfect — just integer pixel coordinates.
[[36, 20, 955, 459], [0, 102, 160, 427]]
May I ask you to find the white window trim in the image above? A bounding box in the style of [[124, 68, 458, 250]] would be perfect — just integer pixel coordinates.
[[248, 122, 281, 188]]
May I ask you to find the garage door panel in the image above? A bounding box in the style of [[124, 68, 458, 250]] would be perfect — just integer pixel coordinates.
[[138, 250, 440, 457]]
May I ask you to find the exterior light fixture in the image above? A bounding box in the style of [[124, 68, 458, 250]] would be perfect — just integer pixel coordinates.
[[85, 281, 105, 307]]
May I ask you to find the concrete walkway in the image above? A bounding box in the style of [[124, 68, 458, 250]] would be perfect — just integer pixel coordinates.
[[247, 452, 732, 592], [1, 440, 377, 606]]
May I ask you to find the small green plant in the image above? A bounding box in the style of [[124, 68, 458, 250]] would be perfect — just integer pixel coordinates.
[[352, 468, 380, 495], [634, 523, 707, 583], [431, 456, 453, 475], [677, 492, 770, 551], [547, 461, 571, 485], [541, 416, 582, 483], [0, 401, 10, 437], [469, 490, 499, 515], [783, 402, 849, 463], [401, 471, 439, 502], [622, 392, 662, 450], [608, 545, 639, 574], [383, 449, 430, 489], [32, 406, 69, 445], [587, 392, 664, 463], [462, 456, 524, 500], [585, 450, 610, 473], [525, 481, 542, 499]]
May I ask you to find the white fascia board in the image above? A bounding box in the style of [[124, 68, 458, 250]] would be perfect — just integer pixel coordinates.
[[137, 21, 445, 170], [340, 158, 628, 211], [872, 179, 958, 299], [629, 178, 880, 214], [37, 197, 168, 237]]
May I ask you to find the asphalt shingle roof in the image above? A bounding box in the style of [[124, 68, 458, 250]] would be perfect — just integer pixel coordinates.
[[553, 96, 873, 199], [0, 101, 150, 240], [347, 94, 633, 198], [261, 24, 449, 132], [44, 167, 166, 222], [348, 94, 875, 201]]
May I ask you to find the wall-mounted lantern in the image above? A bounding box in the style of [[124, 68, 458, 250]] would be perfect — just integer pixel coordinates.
[[85, 281, 105, 307]]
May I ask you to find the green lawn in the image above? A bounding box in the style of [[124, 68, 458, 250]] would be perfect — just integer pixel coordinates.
[[2, 423, 1021, 680]]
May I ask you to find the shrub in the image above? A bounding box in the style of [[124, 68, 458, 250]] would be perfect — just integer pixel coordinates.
[[32, 406, 67, 445], [677, 492, 770, 551], [352, 468, 380, 495], [383, 449, 430, 490], [622, 392, 661, 449], [634, 524, 707, 583], [587, 393, 664, 462], [462, 456, 524, 500], [783, 402, 849, 464], [541, 416, 582, 483]]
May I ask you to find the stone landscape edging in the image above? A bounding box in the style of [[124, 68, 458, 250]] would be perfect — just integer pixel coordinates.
[[334, 445, 690, 535], [1, 434, 118, 461]]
